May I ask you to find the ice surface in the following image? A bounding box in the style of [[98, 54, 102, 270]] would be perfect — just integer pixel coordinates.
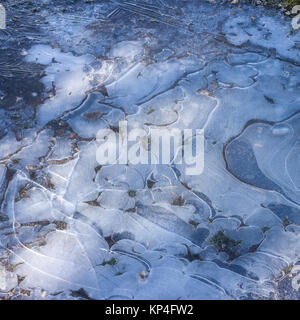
[[1, 0, 300, 300]]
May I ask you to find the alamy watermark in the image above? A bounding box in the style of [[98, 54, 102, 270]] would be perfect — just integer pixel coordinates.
[[96, 121, 204, 176]]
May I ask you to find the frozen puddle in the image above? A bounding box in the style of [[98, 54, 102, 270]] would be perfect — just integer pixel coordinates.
[[1, 0, 300, 300]]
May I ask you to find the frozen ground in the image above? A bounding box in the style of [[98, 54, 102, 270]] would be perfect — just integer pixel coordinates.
[[0, 0, 300, 300]]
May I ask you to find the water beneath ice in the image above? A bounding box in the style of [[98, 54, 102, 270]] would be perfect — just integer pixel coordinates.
[[0, 0, 300, 300]]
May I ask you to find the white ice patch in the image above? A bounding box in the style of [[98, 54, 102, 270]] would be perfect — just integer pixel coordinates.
[[109, 41, 144, 60], [25, 45, 95, 126]]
